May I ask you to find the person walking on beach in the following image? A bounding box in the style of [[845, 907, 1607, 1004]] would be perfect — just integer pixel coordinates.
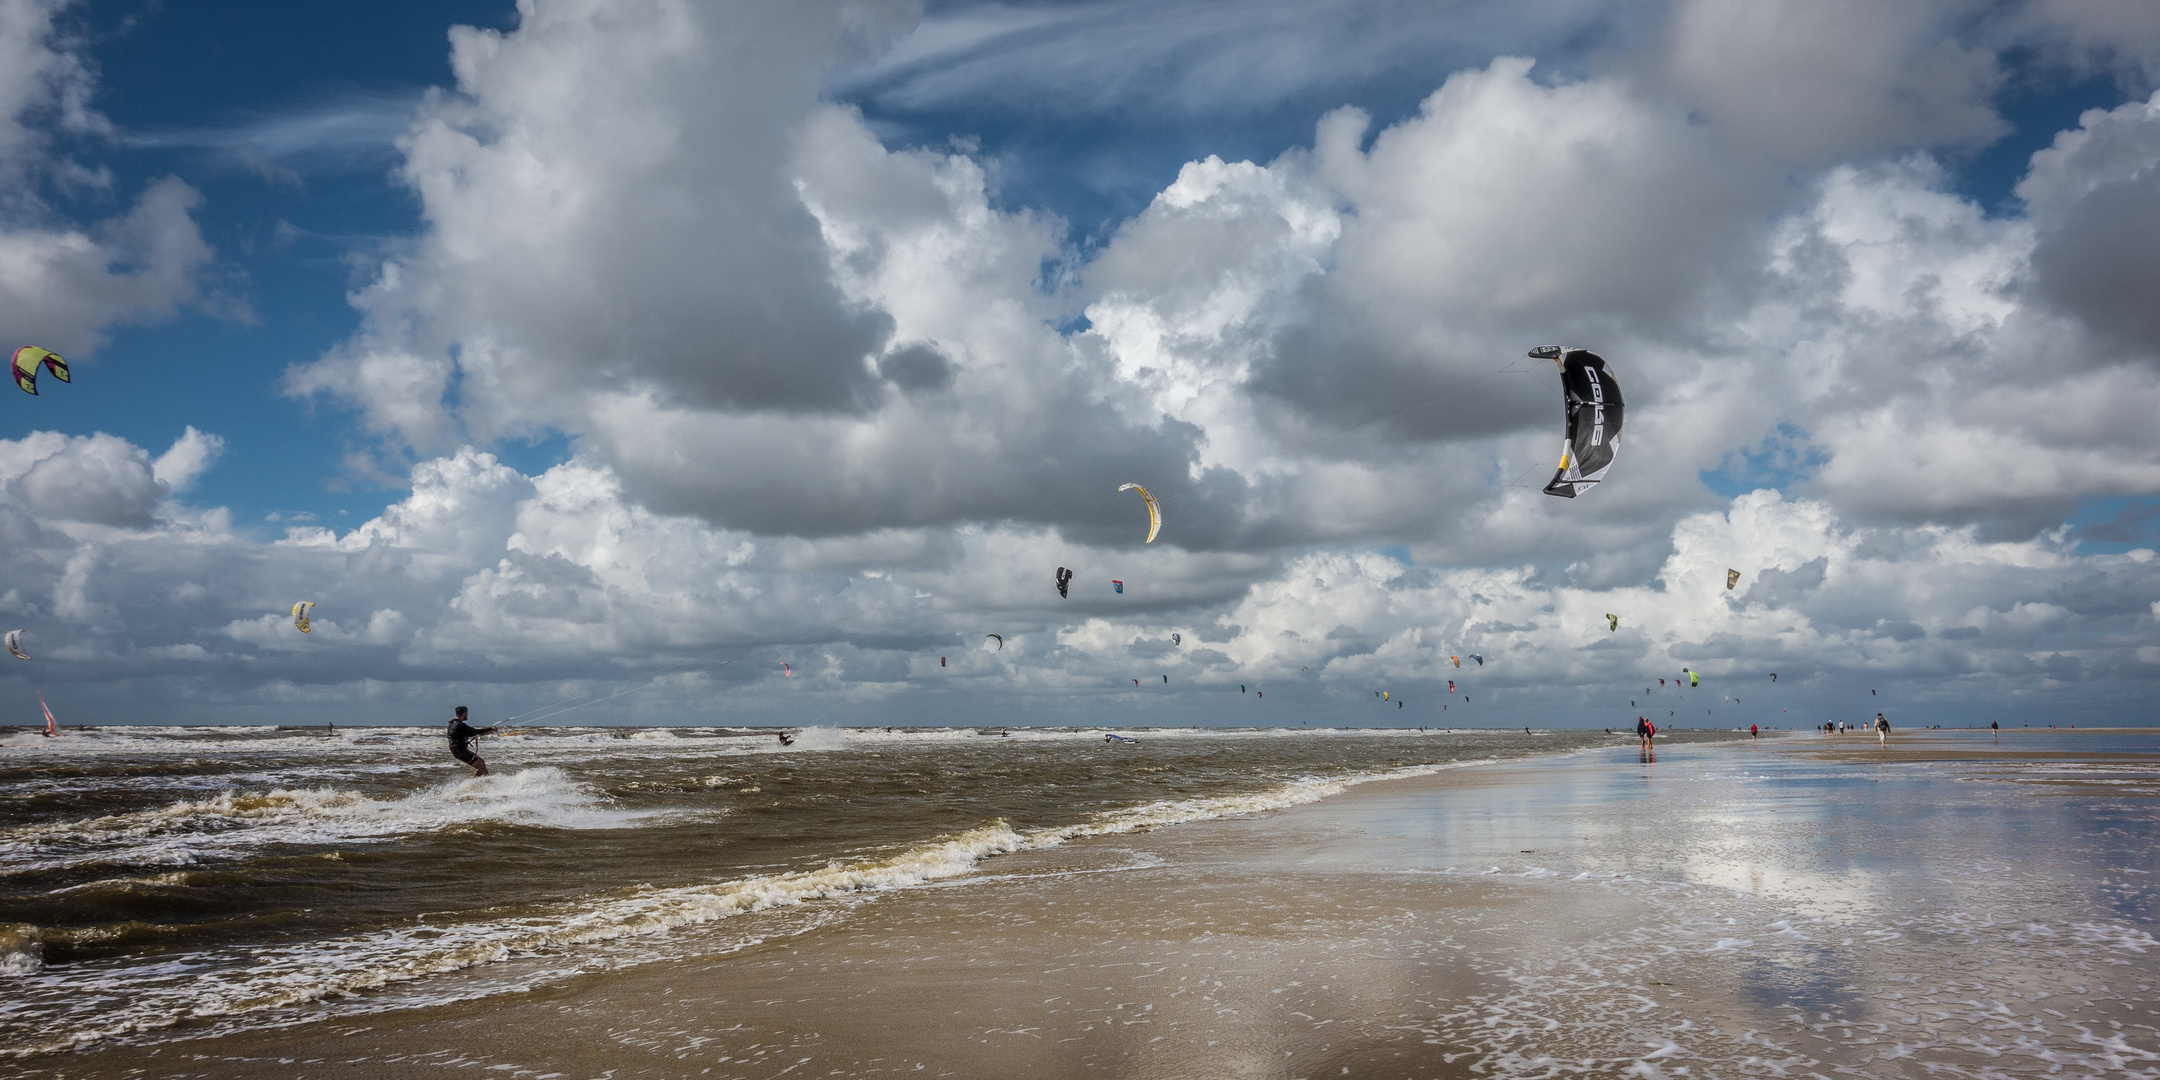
[[1635, 715, 1653, 751], [1991, 719, 1999, 740], [447, 706, 497, 777], [1750, 724, 1758, 739], [1874, 712, 1890, 748]]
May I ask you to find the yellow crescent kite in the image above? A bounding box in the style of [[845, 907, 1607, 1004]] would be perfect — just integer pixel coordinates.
[[12, 347, 69, 396], [1118, 483, 1160, 543], [292, 601, 315, 634]]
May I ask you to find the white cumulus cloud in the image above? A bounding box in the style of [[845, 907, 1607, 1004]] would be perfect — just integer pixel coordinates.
[[12, 0, 2160, 726]]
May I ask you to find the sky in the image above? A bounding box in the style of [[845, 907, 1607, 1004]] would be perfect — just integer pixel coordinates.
[[4, 0, 2160, 729]]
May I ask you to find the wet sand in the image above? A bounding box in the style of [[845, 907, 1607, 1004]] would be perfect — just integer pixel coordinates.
[[13, 732, 2159, 1079]]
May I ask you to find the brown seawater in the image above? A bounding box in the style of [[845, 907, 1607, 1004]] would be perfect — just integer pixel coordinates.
[[0, 723, 1660, 1056]]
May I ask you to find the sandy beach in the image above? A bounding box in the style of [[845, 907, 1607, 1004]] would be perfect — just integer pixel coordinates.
[[11, 731, 2157, 1079]]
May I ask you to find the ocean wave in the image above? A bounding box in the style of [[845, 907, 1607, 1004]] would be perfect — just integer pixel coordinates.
[[0, 926, 39, 977], [1, 723, 1498, 763], [0, 755, 1494, 1056], [0, 767, 653, 875]]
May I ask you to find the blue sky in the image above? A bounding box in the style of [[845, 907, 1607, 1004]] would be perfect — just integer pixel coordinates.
[[5, 0, 2160, 726], [24, 1, 522, 530]]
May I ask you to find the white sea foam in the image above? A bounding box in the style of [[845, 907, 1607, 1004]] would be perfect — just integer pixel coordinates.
[[0, 767, 652, 875], [0, 927, 39, 977]]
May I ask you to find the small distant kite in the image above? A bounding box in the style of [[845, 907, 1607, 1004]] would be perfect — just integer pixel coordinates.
[[12, 347, 69, 396], [1606, 613, 1619, 632], [1112, 580, 1124, 594], [1162, 675, 1169, 683], [4, 630, 27, 660], [1055, 567, 1073, 598], [292, 602, 315, 634], [1770, 673, 1778, 682], [1468, 654, 1484, 666], [1448, 680, 1456, 693], [1726, 568, 1742, 590], [1171, 633, 1181, 647], [1451, 655, 1460, 668], [1118, 483, 1162, 543], [985, 634, 1004, 651], [941, 657, 946, 667], [1133, 679, 1140, 687], [782, 663, 792, 677]]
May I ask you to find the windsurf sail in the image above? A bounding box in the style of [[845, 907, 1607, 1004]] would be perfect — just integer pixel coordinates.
[[39, 693, 57, 736]]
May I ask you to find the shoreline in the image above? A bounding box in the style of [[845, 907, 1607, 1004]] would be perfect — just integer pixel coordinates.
[[9, 732, 2156, 1079]]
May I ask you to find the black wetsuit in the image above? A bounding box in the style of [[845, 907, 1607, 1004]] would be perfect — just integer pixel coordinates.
[[448, 718, 493, 764]]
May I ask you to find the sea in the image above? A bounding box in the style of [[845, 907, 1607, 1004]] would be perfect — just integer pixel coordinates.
[[0, 723, 1638, 1059]]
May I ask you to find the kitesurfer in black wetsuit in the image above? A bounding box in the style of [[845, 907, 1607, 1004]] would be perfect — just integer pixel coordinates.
[[447, 706, 496, 776]]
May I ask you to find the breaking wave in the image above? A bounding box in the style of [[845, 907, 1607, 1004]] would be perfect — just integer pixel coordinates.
[[0, 768, 651, 875]]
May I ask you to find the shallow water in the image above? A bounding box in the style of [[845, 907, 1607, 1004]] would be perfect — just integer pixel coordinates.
[[1290, 729, 2160, 1077], [0, 722, 1630, 1057]]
